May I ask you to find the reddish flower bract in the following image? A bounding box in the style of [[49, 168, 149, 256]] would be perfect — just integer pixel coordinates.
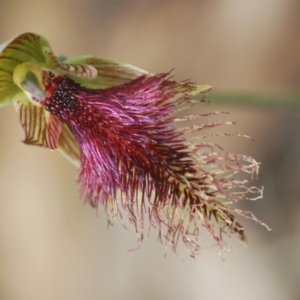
[[39, 71, 266, 256], [0, 32, 268, 257]]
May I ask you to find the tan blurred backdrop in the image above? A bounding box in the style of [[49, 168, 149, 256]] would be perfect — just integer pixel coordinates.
[[0, 1, 300, 299]]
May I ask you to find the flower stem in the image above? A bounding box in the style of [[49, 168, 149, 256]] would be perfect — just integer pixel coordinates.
[[208, 90, 300, 110]]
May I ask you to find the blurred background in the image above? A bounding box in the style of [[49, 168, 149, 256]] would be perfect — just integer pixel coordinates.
[[0, 1, 299, 299]]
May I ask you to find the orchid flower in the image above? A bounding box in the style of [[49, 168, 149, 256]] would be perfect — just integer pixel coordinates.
[[0, 33, 267, 257]]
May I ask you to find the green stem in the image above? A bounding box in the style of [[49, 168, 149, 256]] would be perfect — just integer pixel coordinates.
[[208, 90, 300, 110]]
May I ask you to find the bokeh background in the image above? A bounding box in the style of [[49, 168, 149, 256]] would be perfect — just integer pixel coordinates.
[[0, 1, 299, 299]]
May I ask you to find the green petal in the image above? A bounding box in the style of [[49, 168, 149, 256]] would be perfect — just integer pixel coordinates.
[[63, 56, 212, 102], [58, 123, 81, 167], [13, 93, 61, 149], [63, 56, 148, 89], [0, 32, 58, 107]]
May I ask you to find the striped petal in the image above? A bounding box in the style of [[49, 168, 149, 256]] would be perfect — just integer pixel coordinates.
[[62, 56, 148, 89], [63, 56, 212, 102], [0, 32, 57, 107], [13, 93, 61, 149]]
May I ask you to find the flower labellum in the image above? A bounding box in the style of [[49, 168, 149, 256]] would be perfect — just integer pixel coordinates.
[[0, 33, 268, 257]]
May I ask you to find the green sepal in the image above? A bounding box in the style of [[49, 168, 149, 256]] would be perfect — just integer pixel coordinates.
[[0, 32, 59, 107], [57, 123, 81, 167], [63, 56, 148, 89]]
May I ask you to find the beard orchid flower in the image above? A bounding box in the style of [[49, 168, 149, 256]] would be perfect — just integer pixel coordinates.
[[0, 33, 268, 257]]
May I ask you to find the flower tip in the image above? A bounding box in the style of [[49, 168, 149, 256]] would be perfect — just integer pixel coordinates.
[[240, 238, 248, 248], [239, 232, 248, 246], [195, 84, 212, 94]]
